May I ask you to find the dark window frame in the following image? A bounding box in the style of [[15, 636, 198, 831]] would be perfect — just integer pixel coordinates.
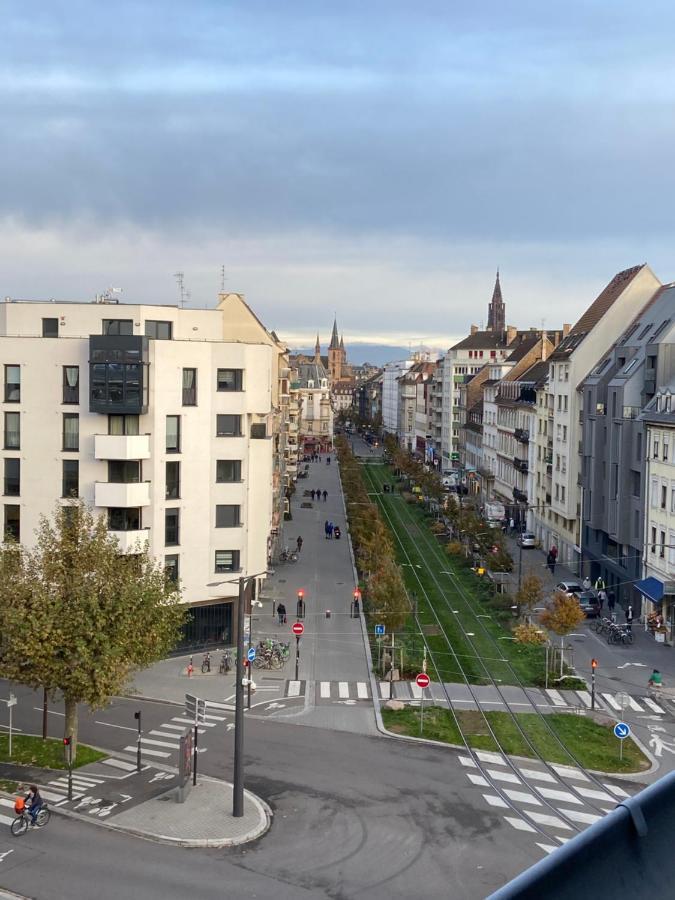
[[108, 507, 141, 531], [166, 415, 181, 453], [108, 460, 140, 483], [217, 368, 244, 392], [182, 368, 197, 406], [4, 412, 20, 450], [42, 317, 59, 338], [108, 414, 139, 436], [4, 504, 20, 542], [4, 365, 20, 403], [62, 366, 80, 404], [215, 504, 242, 528], [216, 460, 242, 483], [145, 320, 173, 340], [62, 413, 79, 451], [216, 414, 242, 437], [102, 319, 134, 336], [165, 554, 179, 583], [165, 508, 180, 546], [166, 461, 180, 499], [62, 459, 79, 498], [215, 549, 240, 573], [3, 458, 20, 497]]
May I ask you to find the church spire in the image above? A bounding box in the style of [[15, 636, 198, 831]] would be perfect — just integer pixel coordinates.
[[339, 333, 344, 351], [329, 316, 340, 350], [314, 333, 321, 361], [487, 269, 506, 333]]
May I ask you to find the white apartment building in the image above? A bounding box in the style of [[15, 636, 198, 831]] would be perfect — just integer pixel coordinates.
[[382, 359, 413, 434], [0, 292, 284, 648], [533, 264, 662, 568]]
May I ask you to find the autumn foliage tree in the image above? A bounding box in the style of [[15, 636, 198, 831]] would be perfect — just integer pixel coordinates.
[[539, 590, 586, 673], [0, 503, 185, 758]]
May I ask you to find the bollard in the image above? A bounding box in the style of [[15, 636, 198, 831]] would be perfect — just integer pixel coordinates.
[[353, 598, 360, 617]]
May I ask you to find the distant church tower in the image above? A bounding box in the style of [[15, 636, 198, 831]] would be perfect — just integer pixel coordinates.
[[327, 316, 346, 381], [487, 270, 506, 333]]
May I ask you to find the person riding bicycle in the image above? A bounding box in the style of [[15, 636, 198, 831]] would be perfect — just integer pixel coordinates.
[[25, 785, 43, 826], [648, 669, 663, 689]]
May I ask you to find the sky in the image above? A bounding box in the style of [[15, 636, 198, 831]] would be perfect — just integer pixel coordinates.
[[2, 1, 675, 352]]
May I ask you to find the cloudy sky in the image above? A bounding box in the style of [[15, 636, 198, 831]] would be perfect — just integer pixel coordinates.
[[3, 1, 675, 350]]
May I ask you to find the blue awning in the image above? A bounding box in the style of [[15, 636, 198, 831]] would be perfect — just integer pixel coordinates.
[[634, 577, 665, 604]]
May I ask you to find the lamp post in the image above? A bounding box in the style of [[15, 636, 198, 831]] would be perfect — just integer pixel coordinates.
[[208, 568, 270, 818]]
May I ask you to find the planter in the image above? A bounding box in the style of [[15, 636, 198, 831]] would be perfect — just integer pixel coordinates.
[[655, 630, 666, 643]]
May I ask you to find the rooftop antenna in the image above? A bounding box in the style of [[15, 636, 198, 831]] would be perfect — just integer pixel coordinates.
[[174, 272, 185, 308], [220, 264, 226, 293]]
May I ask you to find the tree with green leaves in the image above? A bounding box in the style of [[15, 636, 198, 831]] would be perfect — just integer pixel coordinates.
[[0, 503, 185, 759]]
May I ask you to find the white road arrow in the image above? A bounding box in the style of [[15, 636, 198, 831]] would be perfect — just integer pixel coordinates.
[[226, 723, 235, 731], [617, 663, 647, 669], [0, 850, 14, 863], [118, 793, 132, 803]]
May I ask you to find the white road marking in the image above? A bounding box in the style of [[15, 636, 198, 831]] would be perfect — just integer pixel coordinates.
[[33, 708, 64, 716], [203, 713, 226, 722], [123, 746, 170, 758], [551, 765, 589, 782], [139, 738, 179, 749], [527, 811, 572, 830], [487, 769, 521, 784], [604, 783, 629, 798], [356, 682, 369, 699], [601, 693, 622, 711], [150, 730, 186, 740], [287, 681, 302, 697], [410, 683, 422, 700], [206, 701, 235, 710], [576, 691, 593, 708], [504, 816, 536, 833], [503, 789, 542, 806], [101, 758, 136, 771], [171, 717, 216, 727], [557, 808, 602, 825], [644, 697, 665, 714], [475, 750, 506, 765], [467, 774, 489, 787], [320, 682, 330, 698], [536, 787, 582, 805], [379, 682, 390, 698], [162, 723, 206, 733], [483, 794, 509, 808], [0, 814, 13, 826], [94, 720, 137, 732], [39, 789, 67, 802], [576, 787, 615, 803], [518, 768, 557, 784], [338, 682, 349, 699], [458, 756, 477, 768], [624, 696, 643, 712], [536, 844, 558, 855], [545, 689, 566, 707]]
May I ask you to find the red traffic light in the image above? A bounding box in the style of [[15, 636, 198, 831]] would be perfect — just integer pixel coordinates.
[[591, 658, 598, 670], [353, 588, 361, 599], [297, 589, 304, 599], [63, 736, 72, 746]]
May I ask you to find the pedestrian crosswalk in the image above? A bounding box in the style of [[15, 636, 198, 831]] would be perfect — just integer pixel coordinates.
[[121, 709, 227, 759]]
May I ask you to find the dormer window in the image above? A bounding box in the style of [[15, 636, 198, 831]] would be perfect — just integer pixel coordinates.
[[308, 380, 314, 388]]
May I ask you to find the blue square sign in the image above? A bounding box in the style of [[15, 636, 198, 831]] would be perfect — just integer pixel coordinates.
[[247, 647, 256, 662], [375, 624, 385, 636]]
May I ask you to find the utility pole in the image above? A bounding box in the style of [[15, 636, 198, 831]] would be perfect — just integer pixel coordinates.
[[233, 575, 246, 817]]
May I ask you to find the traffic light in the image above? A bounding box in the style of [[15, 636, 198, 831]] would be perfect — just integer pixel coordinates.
[[591, 658, 598, 670], [297, 589, 304, 600], [134, 710, 141, 721], [63, 736, 71, 746]]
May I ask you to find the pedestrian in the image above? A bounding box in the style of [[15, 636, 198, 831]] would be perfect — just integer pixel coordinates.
[[328, 522, 334, 539], [597, 588, 607, 611], [327, 455, 331, 465], [509, 517, 515, 535], [502, 518, 508, 535], [594, 575, 606, 592], [296, 536, 303, 553], [310, 489, 315, 501], [582, 575, 592, 591], [277, 602, 287, 625], [315, 486, 321, 498], [323, 489, 328, 502], [324, 520, 330, 539], [625, 604, 634, 632], [546, 551, 555, 575], [607, 590, 616, 613], [550, 544, 558, 562]]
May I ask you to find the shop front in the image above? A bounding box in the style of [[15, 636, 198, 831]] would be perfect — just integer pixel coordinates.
[[634, 577, 675, 645]]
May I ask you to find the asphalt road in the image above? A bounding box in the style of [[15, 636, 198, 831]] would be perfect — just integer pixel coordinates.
[[0, 686, 541, 899]]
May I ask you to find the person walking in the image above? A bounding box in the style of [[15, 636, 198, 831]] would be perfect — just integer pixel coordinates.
[[310, 489, 315, 501], [277, 602, 287, 625], [597, 588, 607, 612], [323, 489, 328, 502], [328, 522, 334, 539], [296, 536, 303, 553], [625, 604, 634, 632], [327, 456, 331, 465], [546, 550, 556, 575], [509, 517, 515, 535], [582, 575, 592, 591], [607, 590, 616, 615], [595, 575, 606, 592], [550, 544, 558, 564], [324, 520, 330, 539]]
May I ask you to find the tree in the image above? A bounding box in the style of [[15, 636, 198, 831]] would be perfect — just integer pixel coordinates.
[[515, 574, 544, 622], [0, 503, 186, 758], [539, 590, 586, 675]]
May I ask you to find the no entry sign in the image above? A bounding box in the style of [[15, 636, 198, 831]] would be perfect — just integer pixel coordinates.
[[416, 673, 430, 689], [292, 622, 305, 636]]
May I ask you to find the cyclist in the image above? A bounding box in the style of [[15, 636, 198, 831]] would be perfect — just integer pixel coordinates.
[[25, 785, 43, 826], [648, 669, 663, 689]]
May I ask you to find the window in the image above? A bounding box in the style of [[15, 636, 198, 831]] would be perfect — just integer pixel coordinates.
[[562, 425, 568, 442], [651, 478, 659, 508], [166, 415, 180, 452], [216, 504, 241, 528], [108, 507, 141, 531], [215, 550, 240, 573], [660, 530, 666, 558], [561, 486, 566, 503], [165, 508, 180, 545], [165, 554, 179, 583], [42, 317, 59, 338], [216, 414, 242, 437], [671, 486, 675, 514], [108, 414, 139, 435], [664, 440, 669, 462], [216, 460, 242, 482], [4, 412, 19, 450], [63, 366, 79, 404], [217, 369, 243, 392], [62, 413, 79, 451], [4, 505, 20, 542], [654, 438, 660, 459], [4, 365, 20, 403], [637, 432, 642, 461], [166, 461, 180, 499], [182, 368, 197, 406], [250, 422, 267, 439], [651, 526, 657, 554], [62, 460, 79, 498], [662, 485, 668, 510], [631, 471, 640, 498], [108, 460, 140, 483], [145, 320, 173, 340], [103, 319, 134, 336], [4, 459, 19, 496]]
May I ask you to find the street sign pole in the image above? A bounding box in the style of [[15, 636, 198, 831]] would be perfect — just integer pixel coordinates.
[[134, 710, 142, 772], [193, 722, 198, 786], [591, 659, 597, 710], [416, 673, 430, 734], [614, 722, 630, 761], [295, 635, 300, 680]]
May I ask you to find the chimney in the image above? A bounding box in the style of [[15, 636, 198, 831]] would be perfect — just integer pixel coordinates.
[[506, 325, 518, 345], [470, 324, 479, 335], [563, 323, 571, 337], [540, 335, 549, 362]]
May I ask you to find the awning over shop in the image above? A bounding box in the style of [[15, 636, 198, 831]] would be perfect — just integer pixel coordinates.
[[634, 577, 664, 604]]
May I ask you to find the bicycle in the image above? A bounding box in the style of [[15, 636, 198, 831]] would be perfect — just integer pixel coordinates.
[[201, 652, 211, 674], [219, 649, 233, 674], [11, 801, 50, 836], [253, 648, 283, 669]]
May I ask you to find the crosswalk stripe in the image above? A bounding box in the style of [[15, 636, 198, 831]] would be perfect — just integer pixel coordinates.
[[203, 713, 226, 722], [467, 773, 489, 787], [503, 789, 542, 806], [162, 723, 206, 733], [576, 787, 615, 803], [545, 689, 566, 707], [320, 682, 330, 698], [576, 691, 593, 707], [518, 768, 557, 783], [101, 758, 136, 771], [123, 745, 170, 758], [0, 798, 14, 808], [536, 843, 558, 855], [150, 730, 186, 740], [604, 783, 629, 798], [0, 814, 13, 825], [410, 683, 422, 700], [171, 717, 216, 727], [338, 682, 349, 699], [487, 769, 521, 784], [287, 681, 301, 697], [527, 811, 572, 830], [504, 816, 536, 833], [475, 750, 506, 765], [551, 765, 589, 782], [601, 693, 622, 711], [644, 697, 665, 714], [483, 794, 509, 808], [140, 738, 179, 749], [356, 682, 369, 699], [379, 682, 391, 698], [206, 701, 235, 711], [39, 789, 67, 802], [556, 808, 601, 825], [459, 756, 477, 768], [623, 695, 643, 712], [536, 787, 582, 805]]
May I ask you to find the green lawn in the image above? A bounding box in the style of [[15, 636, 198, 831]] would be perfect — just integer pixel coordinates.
[[0, 735, 106, 770], [361, 463, 558, 687], [382, 707, 649, 773]]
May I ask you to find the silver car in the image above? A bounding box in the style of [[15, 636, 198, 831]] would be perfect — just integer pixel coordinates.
[[517, 532, 536, 548], [556, 580, 584, 596]]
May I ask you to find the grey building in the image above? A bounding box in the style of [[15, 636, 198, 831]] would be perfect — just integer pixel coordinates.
[[581, 284, 674, 610]]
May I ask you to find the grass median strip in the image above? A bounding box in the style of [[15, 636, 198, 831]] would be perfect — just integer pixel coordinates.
[[382, 707, 650, 773], [0, 735, 106, 770]]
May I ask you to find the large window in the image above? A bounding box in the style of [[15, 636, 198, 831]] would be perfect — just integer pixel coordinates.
[[42, 318, 59, 338], [89, 335, 148, 414], [165, 554, 179, 583], [4, 459, 20, 496], [4, 412, 19, 450], [182, 368, 197, 406], [165, 508, 180, 546], [62, 413, 79, 451], [108, 508, 141, 531], [216, 504, 241, 527], [102, 319, 133, 336], [4, 505, 20, 542], [166, 416, 181, 452], [63, 366, 79, 404], [145, 320, 173, 340], [4, 365, 20, 403], [217, 369, 243, 391], [216, 460, 242, 482], [250, 422, 267, 439], [216, 414, 242, 437], [108, 460, 140, 483], [166, 461, 180, 499], [215, 550, 240, 573], [108, 414, 139, 435], [62, 460, 79, 498]]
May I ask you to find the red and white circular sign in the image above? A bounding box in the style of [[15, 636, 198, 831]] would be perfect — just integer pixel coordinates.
[[292, 622, 305, 636], [416, 672, 430, 689]]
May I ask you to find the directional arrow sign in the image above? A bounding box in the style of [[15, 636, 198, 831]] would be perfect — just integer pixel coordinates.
[[614, 722, 631, 740]]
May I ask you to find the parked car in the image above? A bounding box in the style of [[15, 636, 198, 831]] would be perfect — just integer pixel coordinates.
[[556, 580, 584, 596], [517, 532, 536, 548], [576, 591, 601, 618]]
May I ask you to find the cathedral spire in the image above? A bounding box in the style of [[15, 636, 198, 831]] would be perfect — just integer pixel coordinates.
[[314, 333, 321, 361], [339, 333, 344, 350], [329, 316, 340, 350], [487, 269, 506, 333]]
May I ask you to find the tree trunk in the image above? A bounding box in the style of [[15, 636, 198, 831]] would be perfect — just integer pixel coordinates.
[[64, 697, 78, 761], [560, 636, 565, 678], [42, 688, 48, 740]]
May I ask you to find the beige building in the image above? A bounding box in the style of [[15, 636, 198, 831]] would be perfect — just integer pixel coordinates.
[[292, 347, 334, 455]]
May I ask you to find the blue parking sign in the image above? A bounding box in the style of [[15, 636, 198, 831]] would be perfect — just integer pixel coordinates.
[[375, 624, 385, 636]]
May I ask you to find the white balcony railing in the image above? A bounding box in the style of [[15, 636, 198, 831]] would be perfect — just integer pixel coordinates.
[[94, 434, 151, 460], [108, 528, 150, 554], [95, 481, 151, 508]]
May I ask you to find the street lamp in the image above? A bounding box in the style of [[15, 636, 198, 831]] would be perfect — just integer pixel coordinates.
[[207, 568, 270, 818]]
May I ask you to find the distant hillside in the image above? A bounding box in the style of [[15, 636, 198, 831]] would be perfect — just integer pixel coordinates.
[[291, 343, 442, 366]]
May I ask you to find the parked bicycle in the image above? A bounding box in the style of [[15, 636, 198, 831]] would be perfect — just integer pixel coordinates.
[[201, 652, 211, 674], [606, 623, 634, 645], [219, 649, 233, 674], [279, 547, 298, 563], [10, 799, 50, 836]]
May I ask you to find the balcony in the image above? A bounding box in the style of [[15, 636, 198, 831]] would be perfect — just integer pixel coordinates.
[[94, 434, 151, 460], [95, 481, 151, 508], [513, 456, 528, 473], [513, 487, 528, 503], [108, 528, 150, 554], [514, 428, 530, 444], [546, 464, 553, 477]]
